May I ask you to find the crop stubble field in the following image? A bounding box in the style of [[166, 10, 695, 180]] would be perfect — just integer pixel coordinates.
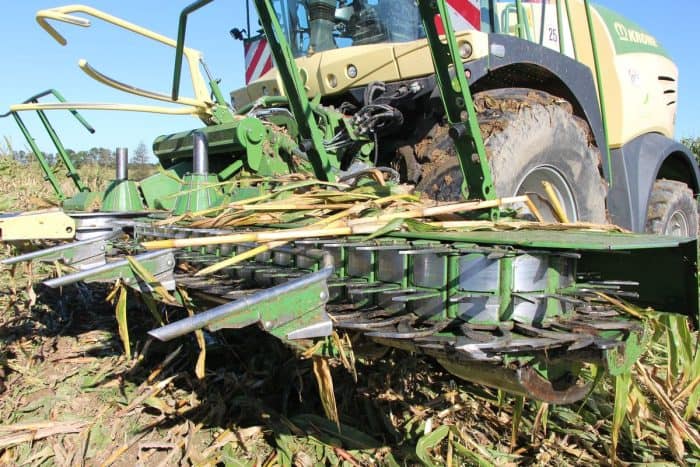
[[0, 158, 698, 466]]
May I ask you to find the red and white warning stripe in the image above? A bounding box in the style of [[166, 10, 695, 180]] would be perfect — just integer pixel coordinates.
[[445, 0, 482, 31], [244, 37, 274, 84]]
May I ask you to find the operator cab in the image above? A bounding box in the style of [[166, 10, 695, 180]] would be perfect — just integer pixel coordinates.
[[274, 0, 426, 55], [231, 1, 577, 104], [236, 1, 575, 58]]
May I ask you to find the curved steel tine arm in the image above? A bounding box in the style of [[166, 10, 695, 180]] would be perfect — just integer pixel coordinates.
[[78, 60, 206, 109], [35, 5, 211, 105], [11, 102, 202, 117], [36, 9, 90, 45], [37, 5, 179, 50]]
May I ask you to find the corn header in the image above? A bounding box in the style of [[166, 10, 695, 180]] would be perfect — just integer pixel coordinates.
[[1, 0, 698, 405]]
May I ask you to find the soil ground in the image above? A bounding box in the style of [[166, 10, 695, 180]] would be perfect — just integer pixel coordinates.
[[0, 160, 697, 465]]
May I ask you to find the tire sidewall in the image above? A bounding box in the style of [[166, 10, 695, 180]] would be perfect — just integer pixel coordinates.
[[418, 102, 608, 223], [646, 180, 699, 236], [486, 104, 607, 223]]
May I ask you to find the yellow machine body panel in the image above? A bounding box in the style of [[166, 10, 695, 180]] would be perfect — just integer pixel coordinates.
[[232, 30, 489, 107], [0, 210, 76, 241], [232, 1, 678, 150], [563, 1, 677, 147]]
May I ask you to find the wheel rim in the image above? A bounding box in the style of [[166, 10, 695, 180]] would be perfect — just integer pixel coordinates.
[[666, 210, 690, 236], [516, 166, 578, 222]]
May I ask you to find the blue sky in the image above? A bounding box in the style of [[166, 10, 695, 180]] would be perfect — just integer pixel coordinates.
[[0, 1, 698, 161]]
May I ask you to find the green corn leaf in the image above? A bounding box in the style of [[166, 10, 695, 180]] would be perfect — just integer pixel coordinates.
[[662, 314, 681, 379], [364, 218, 405, 240], [451, 440, 493, 467], [608, 332, 646, 377], [671, 314, 694, 377], [180, 288, 206, 380], [415, 424, 450, 467], [511, 396, 525, 449], [139, 292, 164, 326], [273, 179, 348, 192], [115, 285, 130, 357], [126, 255, 178, 305], [274, 432, 294, 467], [685, 343, 700, 419], [0, 196, 16, 211], [577, 363, 605, 415], [497, 389, 506, 408], [404, 218, 441, 233], [291, 414, 377, 450], [611, 371, 631, 462]]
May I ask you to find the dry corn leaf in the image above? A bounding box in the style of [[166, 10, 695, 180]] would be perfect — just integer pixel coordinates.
[[0, 420, 88, 449], [312, 356, 339, 429]]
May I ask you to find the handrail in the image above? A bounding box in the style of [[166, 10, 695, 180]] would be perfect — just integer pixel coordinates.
[[583, 0, 613, 185], [36, 4, 212, 111], [171, 0, 214, 101], [0, 89, 95, 197], [0, 89, 93, 132]]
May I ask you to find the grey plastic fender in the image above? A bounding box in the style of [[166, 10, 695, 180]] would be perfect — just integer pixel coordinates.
[[608, 133, 700, 232]]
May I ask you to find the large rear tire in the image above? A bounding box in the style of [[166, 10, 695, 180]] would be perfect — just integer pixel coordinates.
[[645, 179, 698, 236], [415, 89, 607, 223]]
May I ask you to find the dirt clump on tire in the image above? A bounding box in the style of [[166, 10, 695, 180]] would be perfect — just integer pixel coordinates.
[[416, 88, 607, 224]]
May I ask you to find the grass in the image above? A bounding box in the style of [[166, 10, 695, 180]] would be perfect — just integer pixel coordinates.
[[0, 156, 698, 465]]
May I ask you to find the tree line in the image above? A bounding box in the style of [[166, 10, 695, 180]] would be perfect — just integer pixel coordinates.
[[4, 136, 700, 170], [681, 137, 700, 160], [5, 142, 152, 168]]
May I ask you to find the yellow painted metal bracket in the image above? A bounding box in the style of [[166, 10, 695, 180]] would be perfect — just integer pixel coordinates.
[[10, 102, 202, 116], [0, 210, 76, 241], [33, 4, 214, 119]]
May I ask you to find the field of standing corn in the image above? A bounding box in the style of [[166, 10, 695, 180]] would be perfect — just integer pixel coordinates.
[[0, 153, 699, 465]]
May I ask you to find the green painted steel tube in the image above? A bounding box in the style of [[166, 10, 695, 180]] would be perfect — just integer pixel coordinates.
[[447, 255, 460, 319], [44, 89, 95, 134], [36, 91, 92, 192], [555, 0, 565, 54], [246, 0, 251, 36], [208, 80, 229, 110], [546, 257, 562, 317], [498, 256, 514, 320], [1, 89, 96, 197], [538, 0, 547, 45], [236, 96, 290, 115], [515, 0, 524, 39], [252, 0, 336, 182], [583, 0, 613, 185], [172, 0, 214, 101], [0, 89, 95, 133], [487, 0, 497, 32], [35, 109, 88, 192], [417, 0, 496, 201], [564, 1, 578, 60], [11, 112, 65, 200]]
